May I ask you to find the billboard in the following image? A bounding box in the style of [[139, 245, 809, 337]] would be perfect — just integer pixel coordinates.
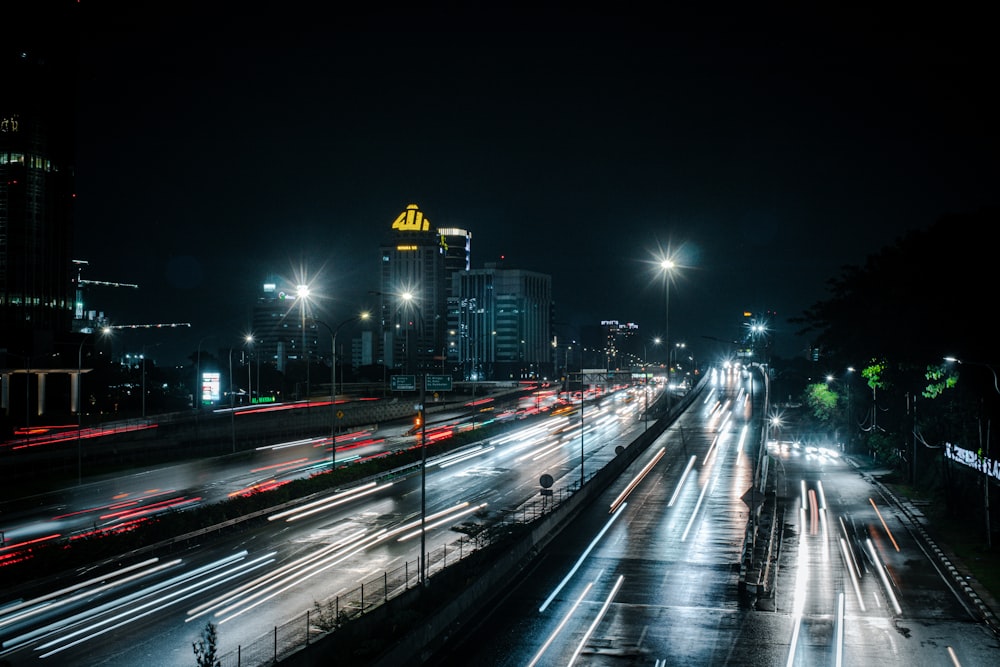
[[201, 372, 221, 404]]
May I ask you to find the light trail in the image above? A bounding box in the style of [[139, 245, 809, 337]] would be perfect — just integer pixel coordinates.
[[209, 533, 387, 623], [539, 505, 626, 613], [609, 448, 665, 513], [839, 537, 866, 611], [866, 537, 902, 614], [785, 507, 809, 667], [0, 558, 162, 629], [567, 574, 624, 666], [835, 592, 845, 667], [268, 481, 383, 522], [395, 503, 488, 542], [668, 456, 696, 508], [526, 581, 594, 667], [868, 497, 900, 551], [436, 445, 495, 468]]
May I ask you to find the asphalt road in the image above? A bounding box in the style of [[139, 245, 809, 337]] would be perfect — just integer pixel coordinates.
[[430, 368, 1000, 666], [0, 385, 658, 665]]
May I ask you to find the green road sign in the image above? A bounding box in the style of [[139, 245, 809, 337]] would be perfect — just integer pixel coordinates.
[[391, 375, 417, 391], [425, 375, 453, 391]]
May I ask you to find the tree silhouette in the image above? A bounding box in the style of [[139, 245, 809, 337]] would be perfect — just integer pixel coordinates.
[[193, 621, 221, 667]]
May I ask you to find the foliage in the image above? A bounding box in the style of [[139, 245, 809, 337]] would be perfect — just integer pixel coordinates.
[[867, 430, 903, 469], [804, 382, 839, 422], [193, 621, 221, 667], [923, 363, 958, 399], [312, 598, 350, 632], [861, 359, 887, 395]]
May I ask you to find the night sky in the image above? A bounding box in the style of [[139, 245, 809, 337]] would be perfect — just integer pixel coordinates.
[[69, 4, 998, 365]]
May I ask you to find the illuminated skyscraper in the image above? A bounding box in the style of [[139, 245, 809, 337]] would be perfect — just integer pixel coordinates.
[[453, 263, 553, 381], [377, 204, 447, 374], [1, 1, 79, 355]]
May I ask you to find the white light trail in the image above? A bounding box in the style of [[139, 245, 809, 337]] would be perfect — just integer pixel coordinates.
[[211, 532, 388, 623], [526, 581, 594, 667], [268, 481, 383, 522], [866, 537, 902, 614], [839, 537, 866, 611], [15, 551, 266, 656], [256, 436, 325, 451], [835, 592, 845, 667], [681, 469, 712, 542], [668, 456, 696, 508], [395, 503, 487, 542], [785, 507, 809, 667], [0, 558, 163, 629], [539, 505, 626, 613], [437, 445, 495, 468], [567, 574, 624, 666]]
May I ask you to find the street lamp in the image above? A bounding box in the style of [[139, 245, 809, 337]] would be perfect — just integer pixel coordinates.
[[245, 334, 255, 404], [401, 299, 429, 586], [945, 357, 1000, 395], [228, 345, 236, 453], [642, 338, 661, 430], [659, 258, 675, 387], [76, 327, 110, 485], [140, 346, 147, 419], [311, 312, 370, 470], [297, 284, 311, 400]]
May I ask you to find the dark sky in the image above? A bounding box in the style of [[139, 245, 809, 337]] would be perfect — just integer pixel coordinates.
[[70, 4, 998, 365]]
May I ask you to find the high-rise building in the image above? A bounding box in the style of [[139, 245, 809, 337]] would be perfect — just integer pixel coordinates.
[[452, 262, 553, 381], [377, 204, 448, 374], [600, 320, 641, 370], [250, 278, 319, 373], [1, 1, 79, 355]]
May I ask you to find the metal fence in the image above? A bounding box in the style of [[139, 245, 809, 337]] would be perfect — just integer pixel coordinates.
[[216, 486, 578, 667]]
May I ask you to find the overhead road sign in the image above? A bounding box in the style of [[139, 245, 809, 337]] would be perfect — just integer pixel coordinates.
[[391, 375, 417, 391], [425, 375, 453, 391]]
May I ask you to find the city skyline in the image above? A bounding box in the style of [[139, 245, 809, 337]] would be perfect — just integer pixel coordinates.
[[6, 2, 997, 369]]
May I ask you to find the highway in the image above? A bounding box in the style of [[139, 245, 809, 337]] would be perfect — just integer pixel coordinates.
[[431, 368, 1000, 666], [0, 382, 661, 665]]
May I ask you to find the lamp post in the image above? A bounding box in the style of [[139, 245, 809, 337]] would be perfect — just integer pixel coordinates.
[[580, 379, 586, 488], [297, 284, 311, 400], [75, 328, 109, 485], [404, 301, 428, 586], [245, 334, 254, 404], [659, 258, 675, 394], [228, 346, 236, 453], [311, 312, 370, 470], [642, 343, 650, 430], [140, 346, 147, 420]]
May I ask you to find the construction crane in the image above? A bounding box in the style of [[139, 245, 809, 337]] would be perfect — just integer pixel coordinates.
[[105, 323, 192, 330], [72, 259, 140, 332], [71, 261, 191, 332]]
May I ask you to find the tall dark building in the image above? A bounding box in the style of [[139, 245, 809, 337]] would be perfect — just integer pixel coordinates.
[[377, 204, 447, 374], [1, 1, 80, 356]]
